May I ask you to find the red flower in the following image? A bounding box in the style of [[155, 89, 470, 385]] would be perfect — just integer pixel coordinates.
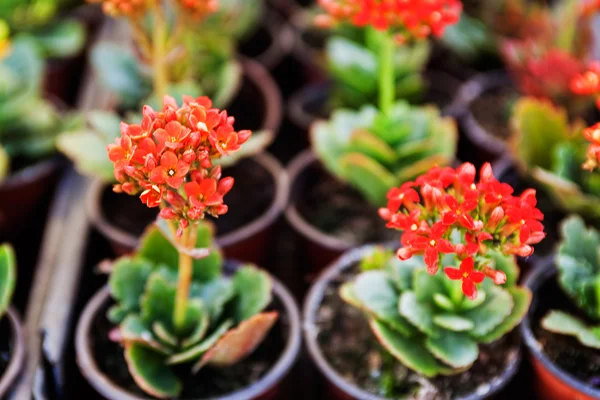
[[385, 182, 419, 213], [140, 185, 163, 208], [107, 135, 135, 168], [441, 194, 479, 230], [150, 151, 190, 188], [444, 257, 485, 300], [402, 222, 454, 274], [185, 179, 223, 211], [155, 121, 190, 151]]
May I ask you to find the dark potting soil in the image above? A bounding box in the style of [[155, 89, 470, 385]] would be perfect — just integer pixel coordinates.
[[101, 157, 274, 238], [0, 316, 11, 381], [532, 276, 600, 389], [297, 164, 395, 245], [239, 22, 273, 60], [469, 86, 517, 141], [92, 296, 287, 398], [316, 265, 521, 399]]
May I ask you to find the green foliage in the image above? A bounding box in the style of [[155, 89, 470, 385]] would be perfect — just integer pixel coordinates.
[[312, 101, 457, 206], [441, 14, 497, 63], [541, 311, 600, 349], [341, 248, 530, 377], [326, 26, 430, 110], [107, 221, 277, 398], [0, 244, 16, 319], [509, 98, 600, 219]]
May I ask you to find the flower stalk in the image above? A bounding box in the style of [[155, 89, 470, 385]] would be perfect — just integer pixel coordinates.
[[378, 29, 395, 115], [152, 1, 168, 99], [174, 222, 198, 331]]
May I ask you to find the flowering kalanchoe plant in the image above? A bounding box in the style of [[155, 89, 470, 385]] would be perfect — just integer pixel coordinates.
[[379, 162, 545, 300]]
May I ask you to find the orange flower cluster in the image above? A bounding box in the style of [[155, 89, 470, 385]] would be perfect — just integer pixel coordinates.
[[175, 0, 218, 20], [89, 0, 148, 18]]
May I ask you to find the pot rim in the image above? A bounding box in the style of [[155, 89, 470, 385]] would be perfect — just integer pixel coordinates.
[[252, 11, 295, 71], [287, 81, 331, 133], [0, 157, 62, 191], [0, 307, 26, 396], [521, 255, 600, 398], [304, 244, 522, 400], [76, 265, 302, 400], [452, 70, 513, 158], [285, 149, 353, 252], [87, 151, 289, 251]]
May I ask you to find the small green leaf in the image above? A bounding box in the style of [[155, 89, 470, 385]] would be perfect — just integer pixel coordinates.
[[463, 286, 513, 338], [0, 244, 16, 317], [181, 312, 210, 349], [152, 322, 178, 347], [414, 269, 445, 303], [120, 315, 172, 355], [458, 290, 486, 311], [166, 320, 233, 365], [232, 266, 272, 323], [140, 273, 176, 332], [433, 294, 456, 312], [124, 343, 182, 399], [56, 128, 115, 181], [425, 331, 478, 369], [542, 310, 600, 349], [338, 152, 397, 206], [399, 291, 437, 336], [479, 287, 532, 343], [433, 314, 475, 332], [190, 277, 235, 320], [348, 129, 398, 165], [108, 257, 154, 322], [212, 60, 243, 108], [36, 20, 85, 58], [385, 256, 422, 292]]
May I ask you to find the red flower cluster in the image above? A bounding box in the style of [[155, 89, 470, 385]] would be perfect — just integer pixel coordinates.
[[176, 0, 218, 20], [379, 163, 545, 299], [583, 123, 600, 172], [315, 0, 462, 41], [571, 62, 600, 110], [89, 0, 147, 18], [108, 95, 251, 234]]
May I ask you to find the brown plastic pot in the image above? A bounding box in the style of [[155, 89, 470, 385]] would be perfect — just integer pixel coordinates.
[[0, 157, 63, 239], [304, 245, 522, 400], [0, 307, 26, 398], [87, 152, 289, 264], [453, 71, 514, 164], [521, 257, 600, 400], [75, 262, 302, 400]]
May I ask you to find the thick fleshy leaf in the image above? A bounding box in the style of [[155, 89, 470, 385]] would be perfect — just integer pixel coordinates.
[[458, 290, 486, 311], [190, 277, 235, 320], [232, 266, 272, 323], [166, 320, 233, 365], [399, 291, 437, 336], [193, 312, 277, 372], [152, 322, 178, 347], [140, 273, 176, 332], [414, 269, 446, 303], [348, 129, 398, 165], [385, 256, 422, 292], [0, 244, 16, 317], [108, 257, 154, 323], [478, 287, 532, 344], [370, 319, 452, 378], [542, 310, 600, 349], [425, 331, 478, 369], [124, 343, 182, 399], [433, 314, 475, 332], [120, 315, 172, 355], [36, 20, 85, 58], [181, 312, 210, 349], [352, 271, 416, 336], [326, 36, 378, 95], [433, 294, 456, 312], [211, 60, 242, 108], [463, 286, 513, 338], [56, 127, 116, 182], [338, 152, 397, 206]]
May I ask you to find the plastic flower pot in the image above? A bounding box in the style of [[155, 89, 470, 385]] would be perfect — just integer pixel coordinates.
[[453, 71, 515, 164], [521, 257, 600, 400], [304, 245, 523, 400], [0, 157, 63, 240], [75, 260, 302, 400], [0, 307, 26, 398]]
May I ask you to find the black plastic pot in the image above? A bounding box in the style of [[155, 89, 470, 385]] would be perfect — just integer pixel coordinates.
[[304, 245, 522, 400], [0, 307, 26, 398], [521, 257, 600, 400], [76, 261, 302, 400]]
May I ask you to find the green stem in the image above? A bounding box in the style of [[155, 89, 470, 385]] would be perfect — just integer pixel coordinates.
[[152, 2, 168, 99], [173, 223, 198, 332], [378, 29, 395, 115], [556, 0, 578, 54]]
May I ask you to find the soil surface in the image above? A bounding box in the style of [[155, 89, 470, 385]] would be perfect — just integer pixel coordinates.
[[533, 276, 600, 389], [102, 157, 274, 239], [469, 86, 517, 141], [297, 164, 395, 245], [315, 264, 521, 399], [91, 296, 287, 398]]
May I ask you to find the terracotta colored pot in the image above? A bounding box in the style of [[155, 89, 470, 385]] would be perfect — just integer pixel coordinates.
[[453, 71, 514, 164], [87, 152, 289, 265], [0, 158, 63, 240], [521, 258, 600, 400], [239, 12, 295, 71], [304, 245, 522, 400], [0, 307, 26, 398], [75, 262, 302, 400]]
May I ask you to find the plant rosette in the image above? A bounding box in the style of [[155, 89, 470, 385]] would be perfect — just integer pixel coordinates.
[[304, 161, 544, 399], [521, 216, 600, 400]]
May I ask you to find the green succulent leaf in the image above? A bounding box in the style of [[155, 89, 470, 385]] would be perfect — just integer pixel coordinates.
[[352, 271, 417, 337], [433, 314, 475, 332], [433, 294, 456, 312], [385, 256, 422, 292], [478, 287, 532, 344], [124, 343, 182, 399], [458, 290, 486, 311], [56, 127, 115, 181], [211, 60, 242, 108], [140, 272, 176, 332], [338, 152, 397, 206], [232, 266, 272, 323], [348, 130, 398, 165], [542, 310, 600, 349], [370, 319, 452, 378], [166, 319, 233, 365], [326, 36, 378, 95], [441, 14, 496, 62], [463, 286, 514, 338], [399, 291, 437, 337], [425, 330, 479, 369], [181, 312, 210, 349], [108, 257, 154, 323], [414, 269, 446, 304], [35, 19, 85, 58], [152, 322, 178, 347], [190, 277, 235, 320], [120, 315, 172, 355], [0, 244, 16, 318]]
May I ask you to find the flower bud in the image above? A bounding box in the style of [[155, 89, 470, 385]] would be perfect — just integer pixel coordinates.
[[217, 177, 234, 195]]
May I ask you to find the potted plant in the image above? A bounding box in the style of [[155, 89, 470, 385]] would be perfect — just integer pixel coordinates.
[[304, 161, 545, 399], [287, 0, 463, 132], [75, 95, 301, 399], [0, 0, 88, 103], [286, 0, 461, 271], [0, 244, 26, 398], [455, 0, 599, 162], [0, 35, 82, 239], [522, 216, 600, 400], [63, 0, 287, 264]]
